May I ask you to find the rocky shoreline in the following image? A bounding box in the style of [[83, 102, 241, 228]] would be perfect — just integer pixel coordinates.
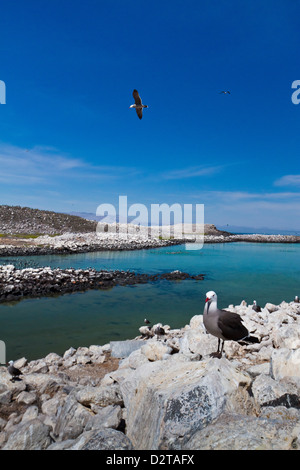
[[0, 298, 300, 450], [0, 265, 204, 303], [0, 231, 299, 258]]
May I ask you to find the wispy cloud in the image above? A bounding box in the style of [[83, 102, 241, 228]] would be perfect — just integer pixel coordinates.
[[198, 190, 300, 201], [161, 165, 223, 180], [0, 142, 139, 185], [274, 175, 300, 187], [186, 190, 300, 230]]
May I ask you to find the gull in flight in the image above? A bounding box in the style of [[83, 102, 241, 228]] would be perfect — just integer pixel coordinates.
[[129, 89, 148, 120], [219, 91, 231, 94]]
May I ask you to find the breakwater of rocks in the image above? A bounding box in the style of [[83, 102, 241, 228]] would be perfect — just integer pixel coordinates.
[[0, 230, 299, 258], [0, 265, 204, 303], [0, 298, 300, 450]]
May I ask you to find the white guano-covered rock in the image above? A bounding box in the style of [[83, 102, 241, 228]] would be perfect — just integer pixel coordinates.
[[270, 348, 300, 381], [120, 356, 251, 450]]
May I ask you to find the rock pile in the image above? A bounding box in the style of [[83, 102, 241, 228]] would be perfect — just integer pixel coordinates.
[[0, 265, 204, 303], [0, 299, 300, 450]]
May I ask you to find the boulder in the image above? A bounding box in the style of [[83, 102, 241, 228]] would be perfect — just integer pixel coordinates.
[[76, 384, 123, 408], [272, 324, 300, 349], [17, 391, 37, 405], [265, 303, 278, 313], [64, 428, 133, 450], [270, 348, 300, 381], [120, 356, 251, 449], [0, 390, 12, 405], [53, 393, 93, 441], [141, 341, 172, 361], [110, 340, 145, 358], [89, 405, 122, 430], [2, 419, 52, 450], [184, 412, 300, 450], [179, 328, 216, 357]]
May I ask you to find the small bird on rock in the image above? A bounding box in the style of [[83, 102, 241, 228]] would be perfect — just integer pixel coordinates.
[[7, 360, 23, 382], [252, 300, 262, 312], [154, 325, 165, 336]]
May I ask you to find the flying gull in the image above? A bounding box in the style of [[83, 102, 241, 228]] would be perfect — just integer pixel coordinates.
[[7, 360, 23, 382], [219, 90, 231, 94], [129, 89, 148, 120], [203, 291, 259, 358]]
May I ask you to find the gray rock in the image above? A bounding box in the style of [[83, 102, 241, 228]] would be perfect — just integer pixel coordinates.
[[272, 324, 300, 349], [66, 428, 133, 450], [63, 347, 76, 359], [13, 357, 28, 369], [120, 356, 251, 449], [76, 384, 123, 408], [270, 348, 300, 381], [184, 412, 300, 450], [53, 393, 93, 441], [41, 396, 63, 417], [17, 391, 37, 405], [110, 340, 145, 358], [246, 362, 270, 377], [47, 439, 77, 450], [0, 417, 7, 431], [89, 405, 122, 430], [21, 406, 39, 423], [141, 340, 172, 361], [0, 390, 12, 405], [2, 418, 52, 450], [252, 374, 291, 406]]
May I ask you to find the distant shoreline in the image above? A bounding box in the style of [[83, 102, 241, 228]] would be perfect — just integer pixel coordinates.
[[0, 231, 299, 258]]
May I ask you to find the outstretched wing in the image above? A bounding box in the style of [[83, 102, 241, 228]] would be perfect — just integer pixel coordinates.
[[133, 89, 142, 106], [136, 107, 143, 120]]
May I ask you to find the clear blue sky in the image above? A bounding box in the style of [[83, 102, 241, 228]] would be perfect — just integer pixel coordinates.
[[0, 0, 299, 230]]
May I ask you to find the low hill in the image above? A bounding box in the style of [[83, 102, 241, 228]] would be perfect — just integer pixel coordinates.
[[0, 205, 97, 235], [0, 205, 229, 236]]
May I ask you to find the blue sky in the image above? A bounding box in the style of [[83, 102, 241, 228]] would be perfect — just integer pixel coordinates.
[[0, 0, 300, 230]]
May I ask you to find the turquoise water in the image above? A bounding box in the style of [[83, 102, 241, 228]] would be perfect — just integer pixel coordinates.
[[0, 242, 299, 361]]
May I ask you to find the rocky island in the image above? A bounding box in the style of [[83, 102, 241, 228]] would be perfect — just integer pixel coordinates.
[[0, 265, 204, 303], [0, 298, 299, 450], [0, 205, 299, 257]]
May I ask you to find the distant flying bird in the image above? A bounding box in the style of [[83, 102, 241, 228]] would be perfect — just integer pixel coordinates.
[[144, 318, 151, 325], [7, 360, 23, 382], [219, 91, 231, 94], [129, 89, 148, 120]]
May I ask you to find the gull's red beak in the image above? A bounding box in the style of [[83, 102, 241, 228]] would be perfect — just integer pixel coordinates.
[[205, 297, 210, 303]]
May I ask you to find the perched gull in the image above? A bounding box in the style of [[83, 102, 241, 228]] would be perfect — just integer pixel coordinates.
[[219, 90, 231, 94], [252, 300, 262, 312], [295, 295, 299, 303], [7, 360, 23, 382], [203, 291, 259, 358], [129, 89, 148, 120], [154, 325, 165, 336]]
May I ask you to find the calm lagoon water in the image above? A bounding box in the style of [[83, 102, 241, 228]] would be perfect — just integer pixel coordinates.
[[0, 242, 299, 361]]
